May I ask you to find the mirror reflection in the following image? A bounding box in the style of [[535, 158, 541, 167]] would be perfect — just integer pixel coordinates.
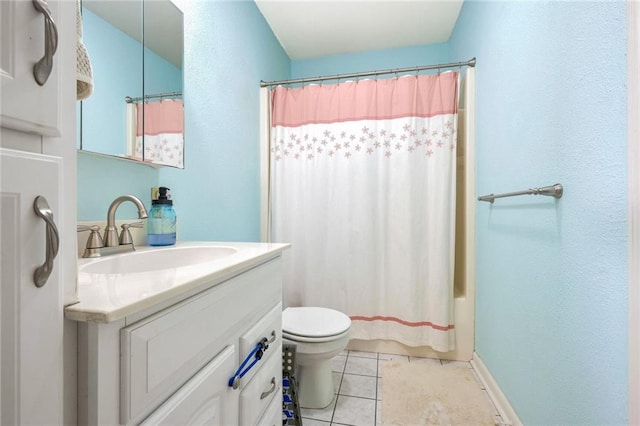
[[79, 0, 184, 168]]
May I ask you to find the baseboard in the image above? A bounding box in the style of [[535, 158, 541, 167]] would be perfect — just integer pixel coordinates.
[[471, 352, 523, 426]]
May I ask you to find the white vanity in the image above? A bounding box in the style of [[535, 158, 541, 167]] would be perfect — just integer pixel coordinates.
[[65, 242, 289, 425]]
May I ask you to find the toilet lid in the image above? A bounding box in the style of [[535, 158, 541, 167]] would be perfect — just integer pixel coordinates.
[[282, 307, 351, 338]]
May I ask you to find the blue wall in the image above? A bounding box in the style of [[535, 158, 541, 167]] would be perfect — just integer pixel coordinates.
[[158, 0, 289, 241], [79, 8, 143, 156], [78, 7, 181, 220], [77, 151, 159, 220], [77, 0, 289, 229], [449, 1, 627, 424], [79, 9, 182, 157]]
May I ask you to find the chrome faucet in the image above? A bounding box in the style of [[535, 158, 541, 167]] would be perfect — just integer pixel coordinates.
[[104, 195, 149, 247]]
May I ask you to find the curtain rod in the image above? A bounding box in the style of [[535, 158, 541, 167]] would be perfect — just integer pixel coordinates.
[[260, 57, 475, 88], [125, 91, 182, 104]]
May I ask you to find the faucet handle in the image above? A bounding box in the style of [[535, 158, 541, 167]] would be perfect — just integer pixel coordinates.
[[119, 221, 144, 246], [77, 225, 104, 249]]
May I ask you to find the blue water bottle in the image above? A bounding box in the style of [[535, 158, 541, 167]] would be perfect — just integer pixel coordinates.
[[147, 187, 177, 246]]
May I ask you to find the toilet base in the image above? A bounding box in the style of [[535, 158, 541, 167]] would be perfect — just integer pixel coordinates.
[[297, 359, 334, 409]]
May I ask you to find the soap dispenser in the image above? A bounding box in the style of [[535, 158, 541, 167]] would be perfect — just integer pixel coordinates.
[[147, 186, 177, 246]]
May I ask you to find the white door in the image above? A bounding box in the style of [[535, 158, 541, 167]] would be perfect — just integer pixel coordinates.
[[0, 0, 60, 136], [0, 148, 63, 425]]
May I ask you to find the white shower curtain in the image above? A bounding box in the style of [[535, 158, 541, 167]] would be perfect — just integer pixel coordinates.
[[269, 72, 459, 351]]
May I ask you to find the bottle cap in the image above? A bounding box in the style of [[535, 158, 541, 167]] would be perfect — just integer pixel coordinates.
[[152, 186, 173, 205]]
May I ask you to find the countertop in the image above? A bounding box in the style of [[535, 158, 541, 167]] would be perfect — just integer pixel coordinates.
[[65, 241, 290, 323]]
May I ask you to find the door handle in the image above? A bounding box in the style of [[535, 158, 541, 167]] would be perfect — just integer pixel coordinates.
[[32, 0, 59, 86], [33, 196, 59, 287]]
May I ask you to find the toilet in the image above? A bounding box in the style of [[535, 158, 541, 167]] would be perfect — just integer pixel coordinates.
[[282, 306, 352, 409]]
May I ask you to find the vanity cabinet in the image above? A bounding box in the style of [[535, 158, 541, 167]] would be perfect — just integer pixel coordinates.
[[76, 256, 284, 425]]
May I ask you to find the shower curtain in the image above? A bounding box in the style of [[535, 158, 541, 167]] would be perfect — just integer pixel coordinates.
[[269, 72, 458, 351]]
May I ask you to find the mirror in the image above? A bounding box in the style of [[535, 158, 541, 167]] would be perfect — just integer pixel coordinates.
[[78, 0, 184, 168]]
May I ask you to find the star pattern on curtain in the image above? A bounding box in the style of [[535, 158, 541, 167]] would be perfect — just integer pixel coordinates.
[[272, 117, 457, 162]]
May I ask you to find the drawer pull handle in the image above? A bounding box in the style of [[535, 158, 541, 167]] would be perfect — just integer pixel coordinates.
[[266, 330, 276, 345], [260, 377, 276, 400]]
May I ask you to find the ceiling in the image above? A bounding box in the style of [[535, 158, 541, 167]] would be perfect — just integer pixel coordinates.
[[82, 1, 462, 66], [254, 0, 464, 60], [83, 0, 183, 67]]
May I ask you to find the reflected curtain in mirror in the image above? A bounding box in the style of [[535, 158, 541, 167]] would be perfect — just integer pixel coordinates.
[[126, 96, 184, 168]]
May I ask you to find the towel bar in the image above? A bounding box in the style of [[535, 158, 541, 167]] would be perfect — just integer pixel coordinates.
[[477, 183, 563, 204]]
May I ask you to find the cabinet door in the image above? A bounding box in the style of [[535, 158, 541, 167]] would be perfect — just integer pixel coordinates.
[[0, 148, 63, 424], [140, 345, 238, 426], [257, 393, 283, 426], [240, 345, 282, 425], [1, 0, 60, 136]]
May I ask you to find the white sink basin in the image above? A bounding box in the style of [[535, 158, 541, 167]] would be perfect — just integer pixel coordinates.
[[80, 245, 238, 274], [68, 241, 290, 323]]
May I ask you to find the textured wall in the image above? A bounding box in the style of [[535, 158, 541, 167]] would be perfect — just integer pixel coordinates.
[[449, 1, 628, 423], [159, 0, 290, 241], [77, 0, 289, 235], [77, 7, 180, 220], [77, 152, 158, 220]]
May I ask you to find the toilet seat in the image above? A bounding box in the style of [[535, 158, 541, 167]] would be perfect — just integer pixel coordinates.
[[282, 307, 351, 339], [283, 327, 351, 343]]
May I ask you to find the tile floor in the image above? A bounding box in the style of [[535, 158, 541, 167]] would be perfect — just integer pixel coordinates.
[[299, 350, 505, 426]]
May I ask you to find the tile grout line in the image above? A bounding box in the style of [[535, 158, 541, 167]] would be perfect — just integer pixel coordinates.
[[330, 351, 348, 424], [374, 352, 380, 426]]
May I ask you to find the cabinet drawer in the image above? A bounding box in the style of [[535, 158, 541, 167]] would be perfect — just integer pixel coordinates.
[[257, 389, 282, 426], [240, 345, 282, 425], [140, 345, 237, 425], [238, 303, 282, 387], [121, 258, 282, 424]]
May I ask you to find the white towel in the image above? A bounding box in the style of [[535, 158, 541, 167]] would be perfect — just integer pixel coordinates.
[[76, 0, 93, 100]]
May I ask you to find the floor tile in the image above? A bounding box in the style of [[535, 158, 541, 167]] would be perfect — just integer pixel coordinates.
[[482, 389, 500, 415], [319, 350, 499, 426], [409, 356, 442, 366], [440, 359, 472, 368], [348, 350, 378, 359], [332, 354, 347, 373], [333, 371, 342, 394], [301, 394, 337, 422], [301, 419, 330, 426], [332, 395, 376, 426], [470, 365, 486, 388], [345, 356, 378, 377], [377, 353, 409, 362], [339, 373, 377, 399]]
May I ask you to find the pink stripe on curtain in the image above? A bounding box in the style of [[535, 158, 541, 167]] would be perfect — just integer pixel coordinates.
[[136, 99, 184, 136], [350, 316, 455, 331], [271, 72, 458, 127]]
